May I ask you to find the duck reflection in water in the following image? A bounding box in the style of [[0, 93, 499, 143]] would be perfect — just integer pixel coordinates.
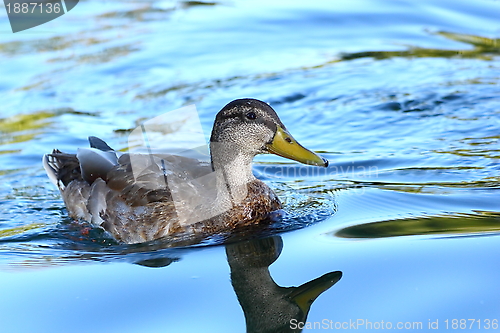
[[226, 236, 342, 333]]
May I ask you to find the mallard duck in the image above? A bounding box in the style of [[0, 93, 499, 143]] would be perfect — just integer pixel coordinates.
[[43, 98, 328, 244]]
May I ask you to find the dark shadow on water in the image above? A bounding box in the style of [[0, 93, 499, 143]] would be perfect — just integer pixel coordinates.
[[226, 236, 342, 333], [111, 236, 343, 332]]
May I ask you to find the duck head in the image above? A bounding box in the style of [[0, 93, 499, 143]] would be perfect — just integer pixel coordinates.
[[210, 98, 328, 169]]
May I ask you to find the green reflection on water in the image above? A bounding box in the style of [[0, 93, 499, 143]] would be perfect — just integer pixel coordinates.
[[340, 31, 500, 61], [49, 44, 140, 64], [335, 211, 500, 238], [0, 111, 55, 146], [0, 223, 46, 238], [0, 108, 98, 148], [0, 36, 109, 56], [0, 111, 54, 133], [97, 5, 173, 20], [302, 30, 500, 72]]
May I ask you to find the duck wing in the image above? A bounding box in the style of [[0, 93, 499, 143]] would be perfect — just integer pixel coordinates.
[[43, 136, 119, 189]]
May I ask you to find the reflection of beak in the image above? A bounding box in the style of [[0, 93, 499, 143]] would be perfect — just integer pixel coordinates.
[[288, 271, 342, 314], [266, 125, 329, 167]]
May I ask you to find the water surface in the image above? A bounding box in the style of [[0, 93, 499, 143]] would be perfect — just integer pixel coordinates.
[[0, 0, 499, 332]]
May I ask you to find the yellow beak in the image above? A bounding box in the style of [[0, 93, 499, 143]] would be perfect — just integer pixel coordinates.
[[289, 271, 342, 314], [266, 125, 328, 167]]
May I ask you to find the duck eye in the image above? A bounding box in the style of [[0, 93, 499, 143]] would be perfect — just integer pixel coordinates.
[[246, 111, 257, 120]]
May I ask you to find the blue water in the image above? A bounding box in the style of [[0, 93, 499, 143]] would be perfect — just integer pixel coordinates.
[[1, 0, 499, 332]]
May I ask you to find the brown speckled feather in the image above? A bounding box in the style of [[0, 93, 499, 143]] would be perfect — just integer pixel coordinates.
[[44, 148, 282, 244]]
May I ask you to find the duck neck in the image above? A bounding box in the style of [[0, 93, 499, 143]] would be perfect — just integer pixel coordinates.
[[210, 142, 256, 202]]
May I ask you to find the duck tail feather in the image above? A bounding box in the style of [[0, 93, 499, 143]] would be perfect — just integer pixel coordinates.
[[89, 136, 114, 152], [43, 149, 83, 190], [43, 152, 59, 188], [43, 149, 71, 190]]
